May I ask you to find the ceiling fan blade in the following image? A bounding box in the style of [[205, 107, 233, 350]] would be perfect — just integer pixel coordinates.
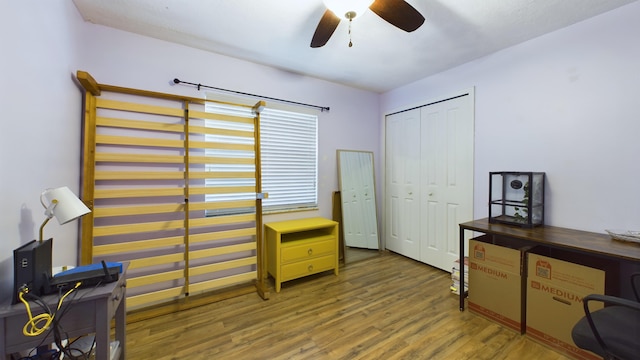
[[311, 9, 341, 48], [369, 0, 425, 32]]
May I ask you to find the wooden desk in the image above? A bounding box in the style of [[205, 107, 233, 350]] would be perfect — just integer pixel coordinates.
[[0, 263, 127, 360], [458, 218, 640, 311]]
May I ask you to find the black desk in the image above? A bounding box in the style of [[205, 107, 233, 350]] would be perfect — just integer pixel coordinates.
[[459, 219, 640, 311], [0, 263, 127, 360]]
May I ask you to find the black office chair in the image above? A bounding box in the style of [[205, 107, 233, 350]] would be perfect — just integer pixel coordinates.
[[571, 272, 640, 360]]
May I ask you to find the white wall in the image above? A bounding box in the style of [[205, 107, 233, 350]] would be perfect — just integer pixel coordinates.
[[0, 1, 86, 302], [0, 1, 381, 301], [380, 1, 640, 234], [73, 18, 382, 222]]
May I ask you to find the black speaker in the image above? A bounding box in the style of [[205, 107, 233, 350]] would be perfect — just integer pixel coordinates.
[[13, 238, 53, 304]]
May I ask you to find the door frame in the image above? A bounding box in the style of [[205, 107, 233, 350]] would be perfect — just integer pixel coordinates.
[[381, 87, 475, 256]]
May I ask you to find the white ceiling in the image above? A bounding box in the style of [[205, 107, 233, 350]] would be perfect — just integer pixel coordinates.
[[71, 0, 636, 93]]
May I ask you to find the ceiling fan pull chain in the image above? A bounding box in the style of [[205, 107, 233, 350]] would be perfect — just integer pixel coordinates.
[[348, 17, 353, 47]]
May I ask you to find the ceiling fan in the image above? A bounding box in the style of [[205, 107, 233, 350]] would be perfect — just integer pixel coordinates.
[[311, 0, 425, 48]]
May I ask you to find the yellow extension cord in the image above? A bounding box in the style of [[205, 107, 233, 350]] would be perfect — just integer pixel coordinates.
[[19, 282, 82, 337]]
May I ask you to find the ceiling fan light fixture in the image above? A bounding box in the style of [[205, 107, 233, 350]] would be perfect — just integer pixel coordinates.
[[323, 0, 375, 20]]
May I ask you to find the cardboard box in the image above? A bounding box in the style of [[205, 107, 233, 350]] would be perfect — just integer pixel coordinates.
[[526, 253, 605, 360], [468, 239, 525, 333]]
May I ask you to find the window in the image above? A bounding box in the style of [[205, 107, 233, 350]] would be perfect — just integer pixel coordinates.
[[205, 102, 318, 213]]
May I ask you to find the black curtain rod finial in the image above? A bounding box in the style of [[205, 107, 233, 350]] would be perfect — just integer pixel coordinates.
[[173, 78, 181, 84]]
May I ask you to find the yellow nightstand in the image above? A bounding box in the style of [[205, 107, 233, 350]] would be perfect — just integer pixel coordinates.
[[265, 217, 339, 292]]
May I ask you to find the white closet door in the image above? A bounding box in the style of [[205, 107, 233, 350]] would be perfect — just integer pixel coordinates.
[[385, 91, 474, 270], [338, 151, 379, 249], [419, 96, 474, 271], [384, 108, 421, 259]]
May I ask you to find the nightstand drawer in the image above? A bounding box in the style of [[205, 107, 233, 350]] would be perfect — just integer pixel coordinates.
[[281, 254, 336, 281], [281, 239, 335, 263]]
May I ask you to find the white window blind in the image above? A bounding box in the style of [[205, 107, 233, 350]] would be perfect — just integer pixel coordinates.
[[205, 102, 318, 213]]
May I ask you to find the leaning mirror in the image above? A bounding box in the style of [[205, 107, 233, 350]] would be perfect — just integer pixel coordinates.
[[337, 150, 380, 263]]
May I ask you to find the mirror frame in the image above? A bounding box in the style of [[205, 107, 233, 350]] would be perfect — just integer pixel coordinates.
[[336, 150, 380, 263]]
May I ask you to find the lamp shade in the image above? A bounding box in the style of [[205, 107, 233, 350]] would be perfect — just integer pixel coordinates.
[[40, 186, 91, 224]]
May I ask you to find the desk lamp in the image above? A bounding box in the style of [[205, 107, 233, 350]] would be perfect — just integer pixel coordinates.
[[39, 186, 91, 242], [12, 187, 91, 303]]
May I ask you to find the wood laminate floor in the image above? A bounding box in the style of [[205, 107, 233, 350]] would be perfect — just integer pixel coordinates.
[[125, 252, 571, 360]]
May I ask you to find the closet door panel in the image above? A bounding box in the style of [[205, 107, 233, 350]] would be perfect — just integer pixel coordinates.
[[385, 90, 474, 270], [385, 109, 421, 259], [420, 96, 474, 271], [385, 116, 402, 253]]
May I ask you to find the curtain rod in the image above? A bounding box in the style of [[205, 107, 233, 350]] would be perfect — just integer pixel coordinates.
[[172, 78, 330, 112]]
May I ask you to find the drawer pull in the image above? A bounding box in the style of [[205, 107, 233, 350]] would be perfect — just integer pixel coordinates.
[[308, 265, 314, 272], [308, 248, 313, 256]]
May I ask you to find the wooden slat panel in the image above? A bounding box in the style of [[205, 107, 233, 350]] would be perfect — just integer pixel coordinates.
[[94, 219, 184, 237], [91, 83, 190, 105], [91, 82, 257, 110], [128, 253, 185, 270], [189, 228, 256, 244], [97, 153, 185, 164], [189, 242, 256, 260], [94, 204, 185, 218], [97, 116, 184, 133], [188, 171, 255, 180], [80, 75, 264, 312], [189, 109, 254, 123], [77, 70, 100, 96], [96, 134, 184, 149], [97, 98, 185, 117], [189, 200, 255, 211], [127, 269, 185, 289], [93, 236, 184, 256], [189, 186, 255, 195], [188, 156, 255, 165], [189, 258, 256, 277], [188, 140, 254, 151], [188, 272, 256, 294], [188, 124, 254, 138], [94, 187, 185, 199], [127, 287, 185, 309], [189, 213, 255, 228], [80, 92, 97, 265], [95, 171, 185, 181]]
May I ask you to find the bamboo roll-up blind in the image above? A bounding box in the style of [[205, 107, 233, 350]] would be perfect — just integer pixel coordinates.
[[77, 71, 267, 311]]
